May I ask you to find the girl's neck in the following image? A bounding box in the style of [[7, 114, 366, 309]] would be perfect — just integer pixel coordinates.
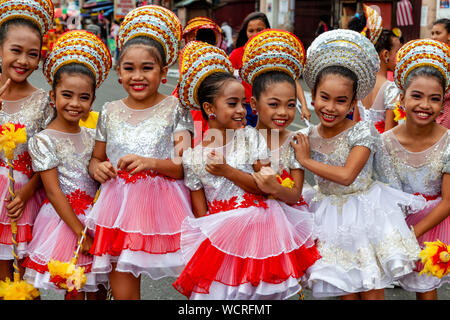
[[202, 124, 235, 149], [123, 92, 165, 110], [318, 118, 354, 139], [47, 117, 81, 134], [0, 79, 36, 101], [256, 123, 289, 150], [404, 119, 435, 139]]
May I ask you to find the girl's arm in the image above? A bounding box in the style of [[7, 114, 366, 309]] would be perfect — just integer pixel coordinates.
[[253, 167, 304, 205], [40, 168, 93, 254], [291, 133, 371, 186], [413, 173, 450, 238], [352, 104, 360, 123], [295, 81, 311, 121], [384, 109, 397, 131], [89, 140, 117, 183], [5, 173, 42, 221], [190, 189, 208, 218]]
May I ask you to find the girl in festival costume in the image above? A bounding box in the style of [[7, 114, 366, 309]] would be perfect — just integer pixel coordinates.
[[381, 39, 450, 300], [0, 0, 55, 281], [172, 40, 320, 300], [240, 29, 313, 209], [86, 5, 194, 300], [291, 29, 424, 300], [22, 30, 112, 299], [348, 5, 402, 132]]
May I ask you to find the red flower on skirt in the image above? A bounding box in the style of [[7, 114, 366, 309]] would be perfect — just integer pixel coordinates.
[[117, 169, 175, 184], [207, 193, 268, 215], [41, 189, 94, 215], [0, 151, 34, 178]]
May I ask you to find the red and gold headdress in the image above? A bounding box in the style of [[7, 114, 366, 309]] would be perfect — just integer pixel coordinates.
[[0, 0, 54, 35], [394, 39, 450, 92], [178, 41, 233, 111], [117, 5, 182, 67], [240, 29, 306, 85], [361, 4, 383, 45], [183, 16, 222, 46], [43, 30, 112, 88]]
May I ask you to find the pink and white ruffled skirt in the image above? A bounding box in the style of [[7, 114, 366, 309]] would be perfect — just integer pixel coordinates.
[[86, 171, 193, 279]]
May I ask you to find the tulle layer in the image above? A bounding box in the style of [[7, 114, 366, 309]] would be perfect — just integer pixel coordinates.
[[305, 181, 423, 297], [173, 238, 320, 299], [397, 197, 450, 292], [181, 200, 317, 260], [0, 167, 45, 259], [86, 175, 193, 277], [22, 203, 108, 292]]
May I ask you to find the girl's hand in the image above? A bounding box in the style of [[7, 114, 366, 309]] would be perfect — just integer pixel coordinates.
[[252, 167, 280, 195], [205, 151, 229, 177], [4, 187, 29, 221], [0, 78, 11, 105], [92, 160, 117, 183], [301, 105, 311, 122], [290, 133, 311, 165], [117, 154, 154, 175], [78, 232, 94, 256]]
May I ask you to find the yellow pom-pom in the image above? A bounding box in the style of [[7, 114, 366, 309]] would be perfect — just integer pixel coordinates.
[[419, 240, 450, 279], [0, 123, 27, 160], [48, 258, 87, 292], [0, 277, 40, 300], [280, 177, 295, 189]]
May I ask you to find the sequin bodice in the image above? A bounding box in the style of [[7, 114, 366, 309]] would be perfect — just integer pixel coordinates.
[[96, 96, 194, 167], [0, 89, 54, 162], [183, 126, 269, 205], [381, 130, 450, 196], [28, 127, 98, 198]]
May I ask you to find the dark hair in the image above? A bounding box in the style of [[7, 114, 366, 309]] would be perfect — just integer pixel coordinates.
[[433, 18, 450, 33], [403, 66, 446, 94], [235, 12, 270, 48], [313, 66, 358, 101], [252, 71, 297, 100], [374, 29, 398, 54], [347, 12, 367, 33], [118, 36, 166, 67], [52, 63, 96, 94], [196, 28, 217, 46], [197, 72, 237, 120], [0, 18, 42, 48]]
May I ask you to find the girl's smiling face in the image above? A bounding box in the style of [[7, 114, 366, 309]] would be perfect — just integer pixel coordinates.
[[0, 24, 41, 83], [401, 75, 444, 126]]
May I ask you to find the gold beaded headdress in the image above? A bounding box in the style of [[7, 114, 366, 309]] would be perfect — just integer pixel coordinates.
[[0, 0, 54, 35], [44, 30, 112, 88], [303, 29, 380, 100], [361, 4, 383, 45], [183, 16, 222, 46], [240, 29, 305, 85], [394, 39, 450, 92], [117, 5, 182, 67], [178, 41, 233, 111]]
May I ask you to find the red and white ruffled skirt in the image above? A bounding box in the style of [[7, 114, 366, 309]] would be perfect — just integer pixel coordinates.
[[22, 190, 108, 293], [0, 158, 45, 260], [86, 170, 193, 279], [173, 196, 321, 300]]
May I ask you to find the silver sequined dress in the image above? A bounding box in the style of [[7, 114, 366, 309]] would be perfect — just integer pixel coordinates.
[[23, 127, 108, 292], [382, 129, 450, 292], [86, 96, 195, 279], [299, 121, 423, 298], [0, 89, 54, 259], [173, 126, 321, 300]]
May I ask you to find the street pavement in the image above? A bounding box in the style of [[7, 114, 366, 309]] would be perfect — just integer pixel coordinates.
[[28, 63, 449, 300]]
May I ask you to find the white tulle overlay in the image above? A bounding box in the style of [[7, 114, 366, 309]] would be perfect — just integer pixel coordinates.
[[304, 181, 424, 298], [23, 203, 108, 292], [0, 168, 45, 259], [86, 175, 193, 279]]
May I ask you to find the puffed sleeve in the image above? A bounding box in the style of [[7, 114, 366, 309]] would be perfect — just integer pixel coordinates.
[[28, 132, 59, 172], [287, 143, 304, 170], [182, 148, 203, 191], [442, 140, 450, 174], [172, 97, 194, 134], [95, 102, 109, 142], [383, 81, 401, 110], [347, 120, 379, 152]]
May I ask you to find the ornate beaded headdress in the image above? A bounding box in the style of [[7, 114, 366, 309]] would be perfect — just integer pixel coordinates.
[[0, 0, 54, 35], [117, 5, 182, 67], [178, 41, 233, 111], [183, 16, 222, 46], [394, 39, 450, 93], [240, 29, 305, 85], [303, 29, 380, 100], [44, 30, 112, 88], [361, 4, 383, 45]]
